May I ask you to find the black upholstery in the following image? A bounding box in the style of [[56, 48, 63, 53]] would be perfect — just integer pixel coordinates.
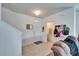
[[64, 36, 79, 56]]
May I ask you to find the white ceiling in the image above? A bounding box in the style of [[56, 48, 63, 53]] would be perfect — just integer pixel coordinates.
[[2, 3, 78, 18], [76, 5, 79, 13]]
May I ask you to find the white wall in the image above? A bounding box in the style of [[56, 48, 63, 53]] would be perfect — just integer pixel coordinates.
[[0, 3, 1, 21], [44, 8, 74, 37], [0, 4, 4, 56], [75, 5, 79, 37], [2, 7, 47, 46], [0, 21, 22, 56], [77, 13, 79, 35]]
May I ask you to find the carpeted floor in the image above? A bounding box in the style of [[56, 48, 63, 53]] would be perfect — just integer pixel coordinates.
[[22, 41, 54, 56]]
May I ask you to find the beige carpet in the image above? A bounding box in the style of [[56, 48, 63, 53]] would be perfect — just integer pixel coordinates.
[[22, 41, 54, 56]]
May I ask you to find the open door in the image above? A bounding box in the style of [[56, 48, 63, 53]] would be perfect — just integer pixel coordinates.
[[47, 21, 55, 42]]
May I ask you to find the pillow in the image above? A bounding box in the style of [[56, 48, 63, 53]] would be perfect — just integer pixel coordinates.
[[51, 46, 67, 56], [52, 41, 71, 55]]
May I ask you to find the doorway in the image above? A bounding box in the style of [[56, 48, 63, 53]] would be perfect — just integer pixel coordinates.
[[47, 21, 55, 42]]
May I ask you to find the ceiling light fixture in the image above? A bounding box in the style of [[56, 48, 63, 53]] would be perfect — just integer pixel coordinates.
[[33, 10, 42, 16]]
